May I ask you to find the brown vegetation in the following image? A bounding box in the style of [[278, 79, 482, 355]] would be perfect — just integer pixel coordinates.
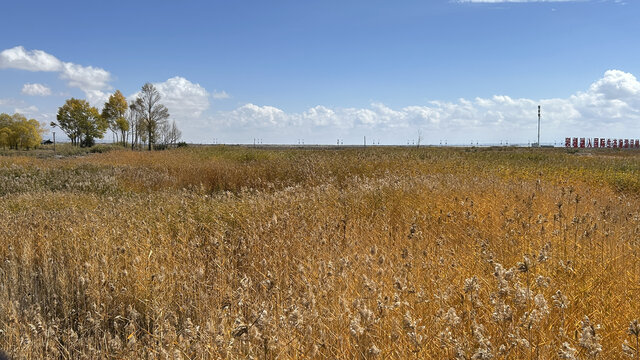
[[1, 146, 640, 358]]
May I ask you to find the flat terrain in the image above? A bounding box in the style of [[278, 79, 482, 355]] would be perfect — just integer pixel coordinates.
[[1, 146, 640, 359]]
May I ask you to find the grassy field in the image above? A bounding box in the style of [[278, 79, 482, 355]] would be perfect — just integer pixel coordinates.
[[1, 145, 640, 359]]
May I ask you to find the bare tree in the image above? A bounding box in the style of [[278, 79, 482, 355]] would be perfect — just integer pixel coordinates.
[[135, 83, 169, 151], [157, 120, 182, 147], [131, 103, 150, 150], [167, 120, 182, 146], [128, 103, 142, 150], [160, 121, 170, 146]]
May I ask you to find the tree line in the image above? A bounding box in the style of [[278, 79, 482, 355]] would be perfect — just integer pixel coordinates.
[[52, 83, 181, 149], [0, 113, 46, 150]]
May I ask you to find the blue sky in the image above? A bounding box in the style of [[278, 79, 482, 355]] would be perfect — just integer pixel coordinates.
[[1, 0, 639, 145]]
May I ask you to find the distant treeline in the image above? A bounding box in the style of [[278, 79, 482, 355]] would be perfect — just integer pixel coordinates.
[[52, 83, 181, 150], [2, 83, 182, 152]]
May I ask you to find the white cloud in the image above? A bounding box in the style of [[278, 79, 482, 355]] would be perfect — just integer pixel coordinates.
[[153, 77, 210, 118], [198, 69, 640, 144], [128, 77, 211, 133], [3, 47, 638, 145], [60, 62, 111, 92], [0, 46, 112, 105], [21, 83, 52, 96], [84, 90, 111, 108], [223, 103, 291, 128], [0, 46, 62, 72], [303, 106, 341, 127], [588, 69, 640, 101], [212, 90, 230, 99]]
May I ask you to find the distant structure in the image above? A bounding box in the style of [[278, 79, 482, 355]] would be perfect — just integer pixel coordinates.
[[537, 105, 541, 147]]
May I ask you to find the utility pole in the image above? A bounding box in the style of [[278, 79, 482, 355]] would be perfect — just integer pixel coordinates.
[[53, 132, 56, 152], [537, 105, 541, 147], [364, 136, 366, 147]]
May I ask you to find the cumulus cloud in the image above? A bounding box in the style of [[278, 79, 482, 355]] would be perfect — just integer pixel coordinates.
[[0, 46, 62, 72], [128, 76, 211, 131], [0, 46, 112, 105], [201, 69, 640, 144], [153, 77, 210, 118], [84, 90, 111, 107], [21, 83, 52, 96], [223, 104, 290, 128], [60, 62, 111, 91], [588, 69, 640, 101], [303, 106, 341, 127]]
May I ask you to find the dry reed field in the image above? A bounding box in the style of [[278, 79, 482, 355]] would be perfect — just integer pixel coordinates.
[[2, 145, 640, 359]]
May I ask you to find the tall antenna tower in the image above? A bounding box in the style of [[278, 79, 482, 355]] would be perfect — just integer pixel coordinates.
[[537, 105, 541, 147]]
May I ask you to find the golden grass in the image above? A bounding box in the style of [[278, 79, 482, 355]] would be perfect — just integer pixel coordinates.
[[1, 146, 640, 358]]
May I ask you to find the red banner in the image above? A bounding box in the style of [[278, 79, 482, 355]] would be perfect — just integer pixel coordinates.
[[565, 137, 640, 149]]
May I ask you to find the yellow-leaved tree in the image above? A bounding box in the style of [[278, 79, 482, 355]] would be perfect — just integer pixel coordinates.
[[0, 113, 46, 150], [102, 90, 129, 146]]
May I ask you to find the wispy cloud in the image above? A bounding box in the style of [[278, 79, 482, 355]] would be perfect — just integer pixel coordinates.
[[14, 105, 39, 116], [212, 90, 230, 100], [21, 83, 52, 96]]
